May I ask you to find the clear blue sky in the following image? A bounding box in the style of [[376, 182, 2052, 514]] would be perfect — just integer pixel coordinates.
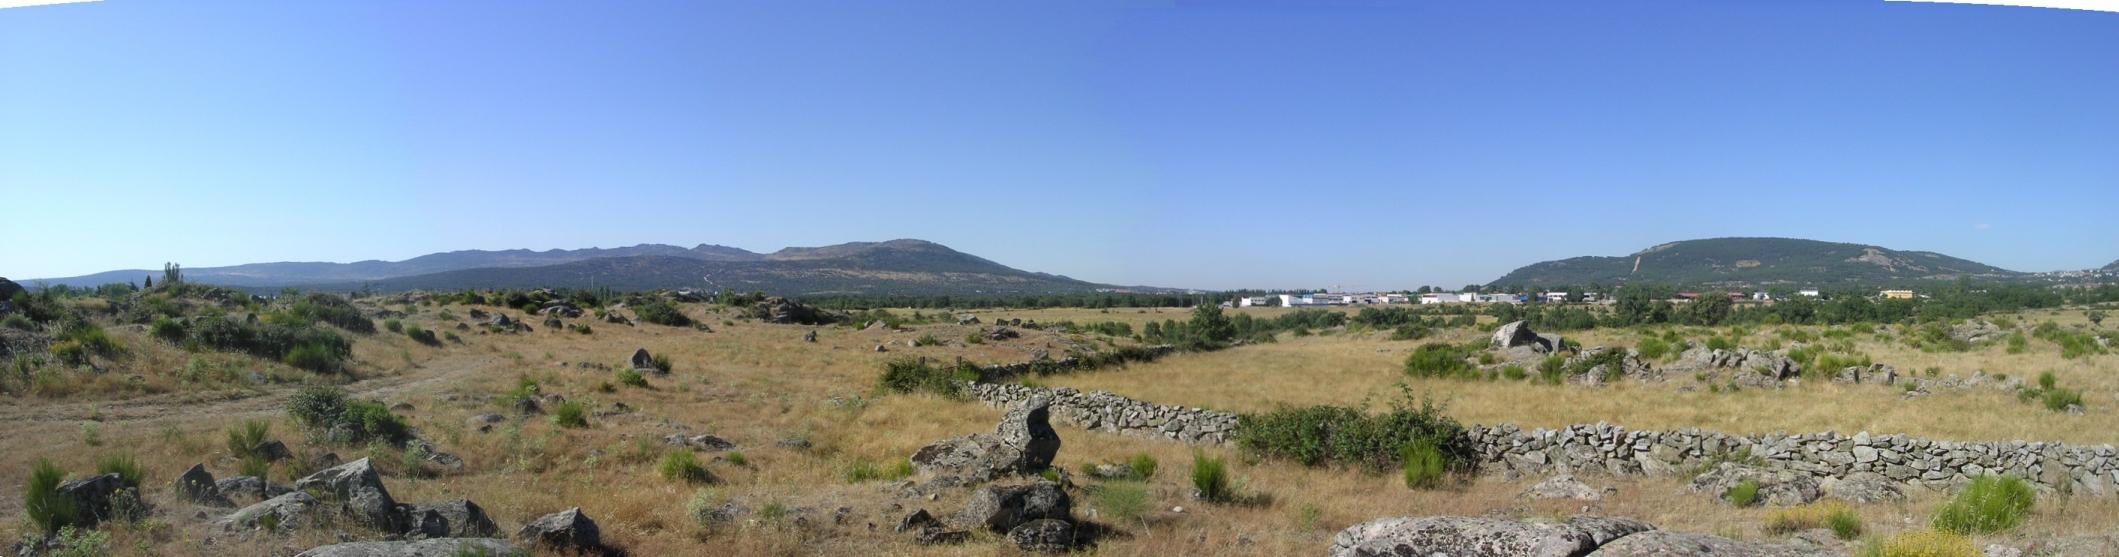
[[4, 1, 2116, 290]]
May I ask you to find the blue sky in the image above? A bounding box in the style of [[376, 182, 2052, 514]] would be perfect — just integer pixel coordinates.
[[4, 1, 2116, 290]]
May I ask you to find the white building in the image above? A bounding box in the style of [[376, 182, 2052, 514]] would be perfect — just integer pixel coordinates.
[[1798, 289, 1821, 298]]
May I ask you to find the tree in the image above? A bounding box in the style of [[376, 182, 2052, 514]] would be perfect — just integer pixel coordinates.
[[1187, 304, 1235, 346], [162, 262, 183, 286], [143, 276, 152, 289], [1614, 287, 1659, 326]]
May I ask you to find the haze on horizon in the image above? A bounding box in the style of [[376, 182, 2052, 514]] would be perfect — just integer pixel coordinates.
[[4, 1, 2116, 290]]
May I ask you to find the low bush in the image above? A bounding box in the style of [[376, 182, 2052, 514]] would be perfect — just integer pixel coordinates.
[[1931, 476, 2034, 535], [1858, 530, 1976, 557], [1726, 479, 1760, 507], [226, 419, 272, 459], [616, 369, 649, 388], [384, 319, 403, 333], [1401, 439, 1445, 489], [1635, 337, 1672, 361], [404, 325, 439, 346], [1234, 392, 1471, 471], [552, 400, 589, 428], [285, 385, 410, 445], [659, 450, 713, 483], [1128, 453, 1159, 480], [633, 300, 693, 327], [1764, 502, 1862, 539], [192, 314, 353, 373], [25, 459, 77, 534], [94, 454, 144, 489], [285, 293, 376, 334], [877, 357, 978, 397], [913, 334, 942, 347], [1092, 482, 1150, 524], [149, 317, 186, 343], [1191, 452, 1230, 503], [1403, 343, 1475, 379], [2042, 387, 2083, 412], [844, 458, 914, 483], [1537, 355, 1566, 384]]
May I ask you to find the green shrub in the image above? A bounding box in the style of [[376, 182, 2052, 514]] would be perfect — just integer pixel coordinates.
[[94, 454, 144, 488], [1190, 452, 1230, 503], [914, 334, 942, 347], [1128, 453, 1159, 480], [25, 459, 78, 534], [1234, 393, 1470, 471], [342, 399, 411, 443], [149, 317, 187, 343], [1636, 337, 1672, 361], [2005, 333, 2028, 354], [877, 357, 977, 397], [404, 325, 439, 346], [1400, 440, 1446, 489], [384, 319, 403, 333], [571, 324, 592, 335], [648, 353, 673, 373], [2043, 388, 2083, 412], [617, 369, 648, 388], [239, 456, 271, 479], [2, 314, 32, 331], [845, 459, 887, 483], [1828, 507, 1865, 540], [2037, 371, 2057, 391], [285, 293, 376, 334], [724, 451, 749, 467], [1093, 482, 1150, 524], [551, 400, 589, 428], [659, 450, 712, 483], [1932, 476, 2034, 535], [1499, 365, 1528, 381], [282, 341, 344, 373], [288, 385, 348, 429], [1706, 336, 1736, 351], [1403, 343, 1475, 379], [285, 385, 410, 445], [1726, 479, 1760, 507], [226, 419, 272, 459], [1389, 325, 1429, 341], [1764, 502, 1861, 539], [633, 300, 693, 327], [1537, 355, 1566, 384]]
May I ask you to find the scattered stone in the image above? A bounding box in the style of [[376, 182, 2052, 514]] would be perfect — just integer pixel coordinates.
[[254, 439, 294, 462], [1006, 518, 1075, 553], [1583, 529, 1836, 556], [1524, 474, 1605, 501], [467, 414, 506, 433], [220, 492, 319, 532], [912, 396, 1060, 482], [215, 476, 291, 502], [403, 499, 499, 539], [1689, 463, 1821, 506], [1330, 516, 1600, 557], [804, 330, 818, 343], [294, 538, 520, 557], [777, 437, 814, 450], [516, 507, 603, 553], [894, 509, 939, 533], [294, 458, 404, 533], [176, 463, 231, 506], [956, 481, 1070, 533], [874, 344, 888, 352]]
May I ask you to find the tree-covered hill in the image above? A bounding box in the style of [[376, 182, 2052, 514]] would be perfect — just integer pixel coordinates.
[[1488, 237, 2022, 288]]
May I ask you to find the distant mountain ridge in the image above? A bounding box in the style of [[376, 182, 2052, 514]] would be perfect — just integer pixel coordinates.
[[1488, 237, 2023, 288], [30, 239, 1138, 296]]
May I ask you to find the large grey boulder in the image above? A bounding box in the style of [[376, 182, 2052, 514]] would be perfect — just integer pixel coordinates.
[[220, 492, 319, 532], [404, 499, 499, 539], [1007, 518, 1076, 553], [516, 507, 602, 553], [957, 481, 1071, 533], [295, 458, 403, 533], [1565, 516, 1656, 546], [1491, 321, 1552, 352], [294, 538, 520, 557], [1329, 516, 1601, 557], [1523, 474, 1605, 501], [55, 473, 131, 526], [175, 464, 231, 507], [1689, 463, 1820, 506], [216, 475, 292, 501], [629, 348, 655, 372], [1585, 530, 1837, 556], [1822, 472, 1904, 504], [912, 397, 1061, 482]]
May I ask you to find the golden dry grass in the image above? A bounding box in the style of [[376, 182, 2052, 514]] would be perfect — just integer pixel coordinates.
[[1, 303, 2115, 555]]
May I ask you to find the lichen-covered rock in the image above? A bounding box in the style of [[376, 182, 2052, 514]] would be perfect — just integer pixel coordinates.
[[220, 492, 319, 532], [1584, 530, 1838, 556], [1329, 516, 1600, 557], [294, 458, 403, 533], [957, 481, 1070, 533], [516, 507, 602, 552], [215, 475, 292, 502], [55, 473, 130, 526], [1689, 463, 1820, 506], [1007, 518, 1076, 553], [1822, 472, 1903, 504], [912, 397, 1061, 481], [404, 499, 498, 539], [176, 464, 230, 506], [1523, 474, 1605, 501]]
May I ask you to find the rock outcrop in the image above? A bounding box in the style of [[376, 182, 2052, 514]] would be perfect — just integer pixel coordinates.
[[404, 499, 499, 539], [912, 397, 1062, 481], [220, 492, 319, 532], [1331, 515, 1827, 557], [294, 458, 404, 533], [956, 481, 1071, 533], [516, 507, 603, 553], [176, 464, 231, 507]]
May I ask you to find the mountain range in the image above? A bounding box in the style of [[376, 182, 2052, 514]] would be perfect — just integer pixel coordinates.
[[28, 240, 1131, 296], [1486, 237, 2027, 288]]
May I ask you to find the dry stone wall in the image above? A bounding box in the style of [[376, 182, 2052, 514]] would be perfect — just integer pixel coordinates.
[[966, 383, 2119, 496], [962, 382, 1238, 444]]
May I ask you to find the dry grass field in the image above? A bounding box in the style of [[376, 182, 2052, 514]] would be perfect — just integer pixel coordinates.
[[1, 301, 2115, 555]]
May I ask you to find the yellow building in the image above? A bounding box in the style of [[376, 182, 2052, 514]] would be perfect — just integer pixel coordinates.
[[1880, 290, 1914, 300]]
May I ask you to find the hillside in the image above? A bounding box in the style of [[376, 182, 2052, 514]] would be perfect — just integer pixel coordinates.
[[26, 239, 1127, 296], [31, 244, 762, 288], [1487, 237, 2023, 288], [313, 240, 1111, 295]]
